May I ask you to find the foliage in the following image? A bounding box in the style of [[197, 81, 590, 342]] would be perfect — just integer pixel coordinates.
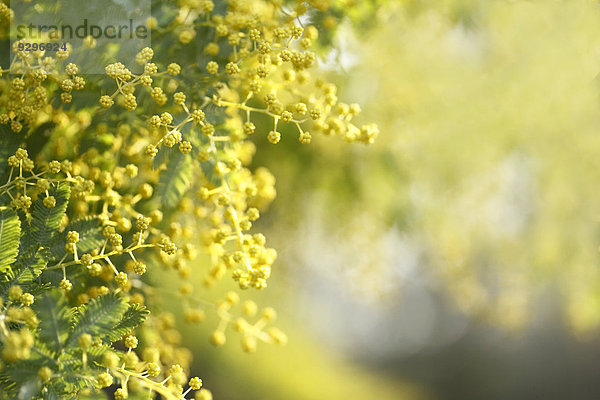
[[0, 0, 378, 398]]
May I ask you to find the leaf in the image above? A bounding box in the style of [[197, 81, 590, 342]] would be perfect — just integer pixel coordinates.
[[105, 304, 149, 342], [11, 182, 69, 283], [1, 359, 43, 396], [199, 157, 219, 186], [85, 345, 110, 358], [0, 207, 21, 274], [48, 217, 103, 261], [45, 354, 94, 396], [0, 374, 18, 399], [33, 290, 73, 354], [24, 183, 70, 251], [152, 143, 175, 170], [11, 247, 48, 284], [58, 360, 96, 394], [65, 293, 128, 348], [157, 151, 193, 210]]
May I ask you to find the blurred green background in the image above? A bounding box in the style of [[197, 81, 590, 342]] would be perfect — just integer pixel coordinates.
[[172, 1, 600, 399]]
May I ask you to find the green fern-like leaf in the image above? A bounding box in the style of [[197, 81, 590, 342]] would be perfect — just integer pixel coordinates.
[[0, 375, 18, 400], [9, 183, 69, 284], [33, 290, 73, 354], [0, 353, 51, 399], [48, 216, 103, 261], [11, 247, 49, 284], [65, 293, 129, 348], [105, 303, 150, 341], [24, 182, 70, 250], [55, 357, 96, 394], [199, 157, 219, 186], [157, 151, 194, 209], [0, 207, 21, 274], [85, 345, 111, 357], [152, 143, 176, 170]]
